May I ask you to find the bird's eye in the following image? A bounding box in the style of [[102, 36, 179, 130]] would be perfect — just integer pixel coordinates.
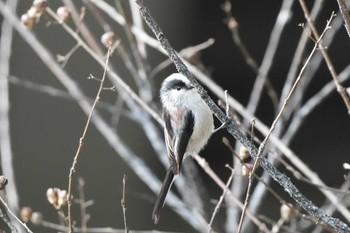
[[175, 86, 181, 91]]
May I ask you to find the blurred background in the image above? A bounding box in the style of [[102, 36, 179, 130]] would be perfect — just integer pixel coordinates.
[[1, 0, 350, 232]]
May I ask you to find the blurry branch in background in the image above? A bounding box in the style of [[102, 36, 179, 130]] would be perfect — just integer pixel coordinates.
[[243, 0, 294, 122], [221, 0, 279, 110], [0, 0, 22, 232]]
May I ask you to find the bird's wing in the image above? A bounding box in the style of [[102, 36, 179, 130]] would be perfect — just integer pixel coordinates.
[[163, 109, 194, 174]]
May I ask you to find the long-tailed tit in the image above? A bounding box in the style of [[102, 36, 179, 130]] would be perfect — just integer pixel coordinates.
[[152, 73, 214, 224]]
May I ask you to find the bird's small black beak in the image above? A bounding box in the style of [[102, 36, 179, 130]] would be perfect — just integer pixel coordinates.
[[188, 85, 194, 90]]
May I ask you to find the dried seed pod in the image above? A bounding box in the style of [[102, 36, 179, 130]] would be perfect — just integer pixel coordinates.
[[56, 6, 71, 23], [280, 203, 295, 221], [20, 207, 32, 222], [32, 0, 48, 13], [101, 31, 117, 47], [239, 145, 250, 160], [241, 163, 253, 176], [57, 189, 68, 208], [46, 187, 69, 209], [21, 13, 36, 29], [0, 176, 8, 190], [46, 187, 59, 207], [27, 6, 40, 18], [228, 18, 238, 30]]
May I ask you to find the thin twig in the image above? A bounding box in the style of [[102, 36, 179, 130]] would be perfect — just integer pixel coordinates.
[[67, 45, 113, 233], [77, 178, 91, 233], [121, 175, 129, 233], [299, 0, 350, 114], [8, 75, 130, 116], [57, 43, 81, 67], [208, 165, 234, 233], [336, 0, 350, 38], [135, 1, 350, 232]]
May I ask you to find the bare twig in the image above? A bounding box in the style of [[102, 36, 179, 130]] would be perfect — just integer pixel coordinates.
[[57, 43, 80, 67], [8, 75, 129, 116], [208, 165, 234, 233], [299, 0, 350, 114], [135, 1, 350, 232], [67, 45, 113, 232], [77, 178, 92, 233], [236, 120, 256, 233], [121, 175, 129, 233], [336, 0, 350, 38]]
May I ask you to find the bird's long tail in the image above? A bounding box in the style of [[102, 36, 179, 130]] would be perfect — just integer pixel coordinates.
[[152, 167, 175, 224]]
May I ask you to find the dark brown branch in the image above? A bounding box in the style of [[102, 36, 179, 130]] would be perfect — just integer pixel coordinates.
[[135, 1, 350, 232]]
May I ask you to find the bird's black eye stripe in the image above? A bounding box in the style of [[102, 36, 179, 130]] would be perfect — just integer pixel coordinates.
[[166, 79, 186, 91]]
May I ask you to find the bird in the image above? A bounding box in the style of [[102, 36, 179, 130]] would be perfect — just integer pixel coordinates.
[[152, 73, 214, 224]]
